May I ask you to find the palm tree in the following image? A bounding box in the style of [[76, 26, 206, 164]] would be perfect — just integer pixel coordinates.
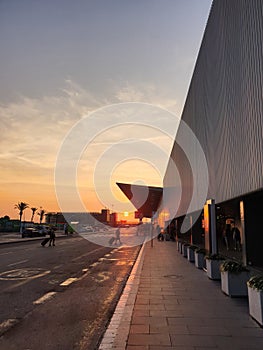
[[14, 202, 29, 233], [30, 207, 38, 222], [38, 208, 46, 224]]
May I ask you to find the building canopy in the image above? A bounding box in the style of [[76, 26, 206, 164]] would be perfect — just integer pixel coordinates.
[[116, 182, 163, 218]]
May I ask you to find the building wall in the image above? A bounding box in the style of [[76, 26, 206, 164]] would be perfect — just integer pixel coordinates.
[[164, 0, 263, 218]]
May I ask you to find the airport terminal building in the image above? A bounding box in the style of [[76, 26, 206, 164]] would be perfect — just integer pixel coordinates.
[[160, 0, 263, 268]]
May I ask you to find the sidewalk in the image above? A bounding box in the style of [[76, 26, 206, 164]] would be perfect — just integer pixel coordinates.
[[99, 240, 263, 350]]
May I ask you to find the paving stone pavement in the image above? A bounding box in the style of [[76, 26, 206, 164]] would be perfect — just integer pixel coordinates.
[[100, 239, 263, 350]]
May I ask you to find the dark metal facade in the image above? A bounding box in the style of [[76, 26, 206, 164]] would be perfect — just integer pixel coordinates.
[[164, 0, 263, 217]]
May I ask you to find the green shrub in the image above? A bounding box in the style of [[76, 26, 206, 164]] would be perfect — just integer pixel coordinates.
[[188, 245, 199, 251], [220, 260, 248, 273], [247, 275, 263, 291], [205, 253, 225, 260], [195, 248, 207, 254]]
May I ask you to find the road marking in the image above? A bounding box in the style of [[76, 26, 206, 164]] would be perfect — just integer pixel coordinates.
[[0, 251, 13, 256], [82, 268, 89, 272], [93, 271, 111, 283], [53, 264, 62, 270], [0, 318, 19, 336], [60, 277, 78, 286], [0, 268, 50, 281], [33, 292, 57, 305], [90, 262, 99, 268], [8, 259, 28, 267], [72, 247, 106, 262]]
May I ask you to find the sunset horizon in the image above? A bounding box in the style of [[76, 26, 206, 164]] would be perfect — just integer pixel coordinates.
[[0, 0, 212, 221]]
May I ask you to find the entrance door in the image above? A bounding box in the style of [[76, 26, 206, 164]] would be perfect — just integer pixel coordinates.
[[244, 192, 263, 267]]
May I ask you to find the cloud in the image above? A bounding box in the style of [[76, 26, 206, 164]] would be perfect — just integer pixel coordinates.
[[0, 79, 180, 215], [114, 82, 180, 115]]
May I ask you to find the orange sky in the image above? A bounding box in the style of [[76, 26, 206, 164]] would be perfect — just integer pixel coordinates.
[[0, 2, 212, 220], [1, 157, 163, 220]]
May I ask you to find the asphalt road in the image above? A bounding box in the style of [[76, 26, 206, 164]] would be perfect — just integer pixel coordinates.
[[0, 235, 141, 350]]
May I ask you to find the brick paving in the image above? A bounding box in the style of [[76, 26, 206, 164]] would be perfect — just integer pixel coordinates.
[[100, 239, 263, 350]]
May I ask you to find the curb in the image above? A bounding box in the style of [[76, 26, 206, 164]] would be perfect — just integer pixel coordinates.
[[98, 240, 146, 350]]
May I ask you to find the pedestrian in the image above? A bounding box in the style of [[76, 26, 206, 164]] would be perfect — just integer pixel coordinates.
[[157, 227, 164, 241], [64, 223, 68, 235], [48, 227, 56, 246], [223, 224, 232, 250], [232, 225, 241, 251], [114, 227, 121, 245]]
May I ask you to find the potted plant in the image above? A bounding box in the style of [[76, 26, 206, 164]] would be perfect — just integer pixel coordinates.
[[179, 241, 184, 254], [195, 248, 207, 269], [247, 275, 263, 326], [220, 260, 249, 297], [182, 242, 190, 257], [205, 253, 225, 280], [187, 245, 198, 262], [176, 240, 182, 252]]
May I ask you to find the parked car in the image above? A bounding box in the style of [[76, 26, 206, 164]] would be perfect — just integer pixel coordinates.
[[22, 227, 46, 238], [83, 226, 93, 232], [35, 225, 49, 235]]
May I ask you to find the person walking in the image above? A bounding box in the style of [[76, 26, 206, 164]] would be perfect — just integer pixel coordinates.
[[114, 227, 121, 245], [63, 223, 68, 235], [232, 224, 241, 251], [224, 224, 232, 250], [48, 227, 56, 246]]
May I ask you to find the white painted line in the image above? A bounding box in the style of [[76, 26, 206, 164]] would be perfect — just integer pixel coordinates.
[[53, 264, 62, 270], [60, 277, 78, 286], [8, 259, 28, 267], [33, 292, 57, 305], [0, 252, 13, 256], [82, 268, 89, 272], [90, 262, 99, 268], [0, 319, 18, 335], [72, 247, 106, 262]]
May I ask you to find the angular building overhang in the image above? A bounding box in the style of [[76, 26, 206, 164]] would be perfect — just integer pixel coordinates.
[[116, 182, 163, 218]]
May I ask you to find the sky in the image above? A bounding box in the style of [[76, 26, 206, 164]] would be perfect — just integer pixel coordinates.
[[0, 0, 212, 220]]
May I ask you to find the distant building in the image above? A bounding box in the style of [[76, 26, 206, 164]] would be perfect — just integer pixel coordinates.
[[45, 212, 66, 226], [45, 209, 112, 227]]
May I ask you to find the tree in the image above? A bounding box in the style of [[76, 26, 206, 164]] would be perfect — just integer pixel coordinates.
[[0, 215, 10, 232], [0, 215, 10, 221], [38, 208, 46, 224], [14, 202, 29, 233], [30, 207, 38, 222]]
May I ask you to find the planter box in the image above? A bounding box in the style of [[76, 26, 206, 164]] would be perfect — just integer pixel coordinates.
[[248, 286, 263, 327], [221, 271, 249, 297], [195, 252, 205, 269], [187, 247, 195, 262], [206, 259, 224, 280], [182, 244, 189, 257], [179, 242, 183, 254]]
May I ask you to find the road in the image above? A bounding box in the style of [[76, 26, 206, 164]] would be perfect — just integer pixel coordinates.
[[0, 234, 141, 350]]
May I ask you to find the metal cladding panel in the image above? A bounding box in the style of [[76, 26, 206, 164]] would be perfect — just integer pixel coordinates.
[[164, 0, 263, 217], [116, 182, 163, 218]]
